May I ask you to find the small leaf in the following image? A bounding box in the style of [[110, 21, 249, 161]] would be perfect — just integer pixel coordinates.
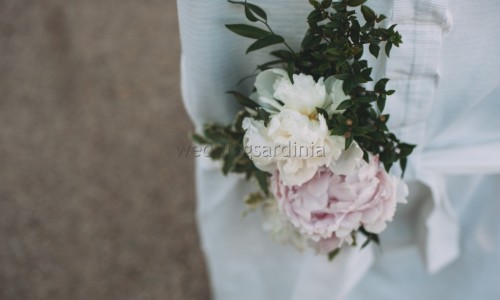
[[228, 1, 267, 21], [399, 143, 416, 156], [321, 0, 333, 9], [400, 157, 408, 177], [204, 129, 229, 144], [192, 133, 210, 145], [362, 150, 369, 162], [247, 3, 267, 21], [307, 10, 324, 24], [385, 41, 393, 57], [332, 2, 346, 11], [256, 108, 271, 124], [335, 73, 351, 81], [225, 24, 271, 39], [354, 96, 374, 103], [222, 145, 236, 174], [377, 14, 387, 22], [377, 97, 386, 112], [330, 127, 346, 136], [374, 78, 389, 92], [255, 169, 269, 195], [227, 91, 259, 109], [342, 78, 356, 95], [352, 126, 369, 136], [369, 43, 380, 58], [345, 134, 354, 150], [246, 35, 284, 53], [361, 5, 376, 22], [256, 60, 284, 71], [316, 107, 329, 118], [270, 50, 294, 61], [347, 0, 367, 7], [336, 100, 353, 110], [328, 248, 341, 261], [287, 61, 295, 83], [309, 0, 320, 9], [301, 32, 322, 49], [244, 4, 259, 22]]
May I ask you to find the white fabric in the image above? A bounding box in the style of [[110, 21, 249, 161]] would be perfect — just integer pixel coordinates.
[[177, 0, 500, 299]]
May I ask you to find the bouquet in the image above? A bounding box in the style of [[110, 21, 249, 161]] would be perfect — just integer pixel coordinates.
[[193, 0, 415, 260]]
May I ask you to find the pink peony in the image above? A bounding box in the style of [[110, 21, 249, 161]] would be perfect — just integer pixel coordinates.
[[271, 155, 408, 253]]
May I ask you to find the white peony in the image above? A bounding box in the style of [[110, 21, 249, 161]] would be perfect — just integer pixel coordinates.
[[242, 109, 362, 186], [251, 68, 350, 116]]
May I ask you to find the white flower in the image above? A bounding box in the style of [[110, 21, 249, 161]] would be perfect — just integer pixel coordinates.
[[243, 109, 362, 186], [252, 68, 350, 116]]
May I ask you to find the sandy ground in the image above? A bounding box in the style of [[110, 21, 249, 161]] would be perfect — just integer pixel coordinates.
[[0, 1, 210, 299]]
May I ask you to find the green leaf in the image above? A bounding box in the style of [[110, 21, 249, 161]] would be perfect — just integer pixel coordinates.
[[255, 169, 269, 194], [354, 96, 374, 103], [244, 4, 259, 22], [287, 61, 295, 83], [330, 127, 346, 136], [399, 143, 416, 156], [347, 0, 367, 7], [309, 0, 320, 9], [228, 1, 267, 21], [336, 99, 353, 110], [209, 146, 224, 159], [369, 43, 380, 58], [377, 97, 386, 112], [361, 5, 376, 22], [321, 0, 333, 9], [316, 107, 329, 118], [335, 73, 351, 81], [204, 129, 229, 144], [192, 133, 210, 145], [352, 126, 369, 136], [246, 35, 284, 53], [222, 145, 236, 175], [377, 14, 387, 22], [345, 134, 354, 150], [328, 248, 341, 261], [332, 2, 346, 11], [256, 60, 284, 71], [385, 41, 393, 57], [362, 150, 369, 162], [270, 50, 294, 61], [245, 192, 264, 207], [342, 78, 356, 95], [247, 3, 267, 21], [374, 78, 389, 92], [307, 9, 324, 24], [301, 32, 322, 49], [400, 157, 408, 177], [256, 108, 271, 124], [227, 91, 259, 109], [225, 24, 271, 39]]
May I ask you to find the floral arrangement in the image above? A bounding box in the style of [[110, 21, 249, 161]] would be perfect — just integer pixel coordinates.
[[193, 0, 415, 259]]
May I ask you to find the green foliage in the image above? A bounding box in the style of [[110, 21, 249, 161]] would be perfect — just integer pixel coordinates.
[[328, 248, 341, 261], [192, 110, 270, 194], [188, 0, 418, 262], [359, 226, 380, 249], [228, 0, 415, 175]]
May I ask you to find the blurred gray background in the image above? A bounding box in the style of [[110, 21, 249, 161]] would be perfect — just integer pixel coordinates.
[[0, 0, 211, 299]]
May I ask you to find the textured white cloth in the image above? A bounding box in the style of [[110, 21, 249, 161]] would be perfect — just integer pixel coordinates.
[[177, 0, 500, 299]]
